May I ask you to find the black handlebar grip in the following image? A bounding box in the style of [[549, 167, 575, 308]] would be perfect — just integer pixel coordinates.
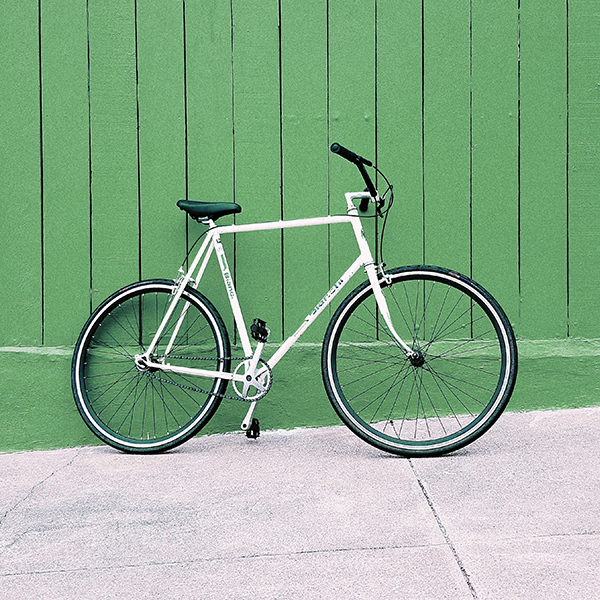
[[330, 143, 372, 167], [330, 142, 359, 164]]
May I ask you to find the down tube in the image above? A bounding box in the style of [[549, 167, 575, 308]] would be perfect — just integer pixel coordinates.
[[267, 255, 365, 369]]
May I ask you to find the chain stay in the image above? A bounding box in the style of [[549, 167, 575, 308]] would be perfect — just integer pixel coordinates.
[[147, 354, 272, 403]]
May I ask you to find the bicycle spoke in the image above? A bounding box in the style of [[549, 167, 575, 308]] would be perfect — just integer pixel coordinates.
[[73, 282, 230, 452], [324, 267, 516, 456]]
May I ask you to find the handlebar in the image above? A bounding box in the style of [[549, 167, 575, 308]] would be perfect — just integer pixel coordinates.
[[330, 143, 372, 167], [330, 142, 377, 211]]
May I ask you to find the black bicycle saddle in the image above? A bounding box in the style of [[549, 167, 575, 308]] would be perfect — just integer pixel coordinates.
[[177, 200, 242, 221]]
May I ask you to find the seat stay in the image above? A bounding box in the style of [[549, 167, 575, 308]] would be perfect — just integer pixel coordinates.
[[142, 233, 214, 360], [160, 239, 216, 359]]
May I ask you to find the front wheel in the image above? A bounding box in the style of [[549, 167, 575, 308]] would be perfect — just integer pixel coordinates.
[[322, 266, 517, 457], [72, 280, 231, 453]]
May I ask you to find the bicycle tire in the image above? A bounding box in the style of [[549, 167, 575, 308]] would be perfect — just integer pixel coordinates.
[[72, 279, 231, 453], [322, 266, 517, 457]]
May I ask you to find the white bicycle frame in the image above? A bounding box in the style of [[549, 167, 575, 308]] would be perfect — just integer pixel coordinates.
[[138, 191, 415, 430]]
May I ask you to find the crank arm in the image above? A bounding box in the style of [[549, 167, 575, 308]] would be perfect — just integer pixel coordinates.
[[242, 341, 267, 396], [241, 401, 258, 431], [242, 374, 267, 397]]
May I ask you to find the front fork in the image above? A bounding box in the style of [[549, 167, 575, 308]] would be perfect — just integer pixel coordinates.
[[365, 262, 421, 360], [346, 192, 419, 362]]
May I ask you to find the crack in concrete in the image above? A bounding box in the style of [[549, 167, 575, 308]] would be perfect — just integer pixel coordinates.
[[0, 540, 449, 578], [409, 459, 479, 600], [0, 450, 81, 528]]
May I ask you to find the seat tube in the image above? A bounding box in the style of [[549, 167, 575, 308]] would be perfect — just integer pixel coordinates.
[[212, 234, 253, 356]]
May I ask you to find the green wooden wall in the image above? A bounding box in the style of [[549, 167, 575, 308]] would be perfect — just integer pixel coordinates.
[[2, 0, 598, 347], [1, 0, 599, 451]]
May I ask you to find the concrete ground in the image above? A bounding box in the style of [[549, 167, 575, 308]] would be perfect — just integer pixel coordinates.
[[1, 406, 599, 599]]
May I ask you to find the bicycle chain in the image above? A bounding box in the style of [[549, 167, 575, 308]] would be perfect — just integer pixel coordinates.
[[145, 355, 272, 403]]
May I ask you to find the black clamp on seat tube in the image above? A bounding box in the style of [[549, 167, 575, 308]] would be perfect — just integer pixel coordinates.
[[330, 142, 376, 212]]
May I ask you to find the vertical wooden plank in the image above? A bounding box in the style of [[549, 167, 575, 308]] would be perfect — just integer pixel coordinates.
[[422, 0, 471, 274], [0, 0, 42, 345], [88, 0, 140, 308], [280, 0, 329, 341], [136, 1, 186, 280], [41, 0, 91, 345], [328, 0, 376, 289], [470, 2, 520, 326], [231, 0, 283, 340], [184, 0, 237, 332], [376, 0, 424, 268], [186, 1, 235, 203], [519, 2, 568, 339], [568, 0, 600, 337]]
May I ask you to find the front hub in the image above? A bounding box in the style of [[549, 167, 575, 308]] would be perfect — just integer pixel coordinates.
[[408, 350, 426, 368]]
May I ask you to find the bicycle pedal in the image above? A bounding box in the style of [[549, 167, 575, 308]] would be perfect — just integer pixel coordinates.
[[250, 319, 270, 343], [245, 418, 260, 439]]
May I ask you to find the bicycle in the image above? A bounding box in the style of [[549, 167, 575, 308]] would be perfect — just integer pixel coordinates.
[[72, 143, 518, 457]]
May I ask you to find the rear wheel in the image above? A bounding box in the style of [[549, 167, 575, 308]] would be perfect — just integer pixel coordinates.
[[322, 266, 517, 457], [72, 280, 230, 453]]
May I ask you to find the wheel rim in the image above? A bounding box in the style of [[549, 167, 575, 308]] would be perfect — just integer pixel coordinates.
[[74, 284, 228, 450], [327, 270, 515, 452]]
